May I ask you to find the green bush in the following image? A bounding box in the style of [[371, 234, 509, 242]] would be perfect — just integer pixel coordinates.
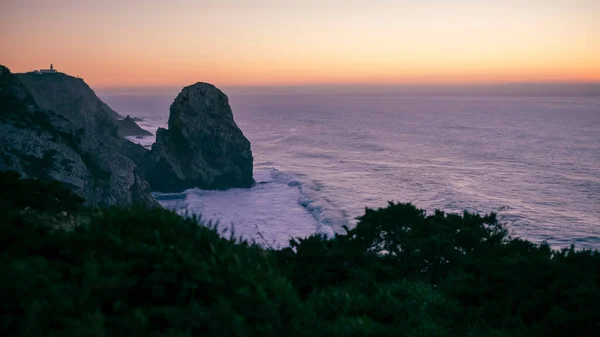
[[0, 178, 599, 337], [0, 170, 84, 213], [0, 206, 306, 337], [282, 202, 600, 336]]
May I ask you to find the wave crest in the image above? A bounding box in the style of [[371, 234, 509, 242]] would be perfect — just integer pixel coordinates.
[[264, 168, 347, 238]]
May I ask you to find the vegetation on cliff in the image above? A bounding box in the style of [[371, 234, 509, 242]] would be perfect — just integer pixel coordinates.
[[1, 173, 599, 337], [0, 65, 157, 208]]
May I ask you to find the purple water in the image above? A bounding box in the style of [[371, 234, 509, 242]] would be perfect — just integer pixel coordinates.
[[101, 92, 600, 249]]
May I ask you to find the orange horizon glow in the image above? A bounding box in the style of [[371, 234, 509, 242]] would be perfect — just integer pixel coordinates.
[[1, 1, 599, 89]]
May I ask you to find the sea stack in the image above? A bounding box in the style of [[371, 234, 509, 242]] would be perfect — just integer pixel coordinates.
[[116, 115, 153, 137], [144, 82, 254, 192]]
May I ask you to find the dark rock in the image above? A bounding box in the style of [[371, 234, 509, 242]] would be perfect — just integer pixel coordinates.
[[15, 71, 150, 163], [116, 115, 152, 137], [144, 82, 253, 192], [0, 65, 158, 208], [16, 71, 122, 134]]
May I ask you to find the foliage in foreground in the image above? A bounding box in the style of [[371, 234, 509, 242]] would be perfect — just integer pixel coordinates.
[[1, 173, 599, 336], [0, 170, 84, 213]]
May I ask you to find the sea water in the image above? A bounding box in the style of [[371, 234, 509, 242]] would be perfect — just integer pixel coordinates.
[[101, 93, 600, 249]]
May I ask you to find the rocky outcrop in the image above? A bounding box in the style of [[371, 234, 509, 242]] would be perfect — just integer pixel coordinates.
[[16, 72, 122, 134], [0, 65, 157, 208], [2, 66, 254, 203], [116, 115, 153, 137], [144, 82, 253, 192], [16, 71, 149, 139], [15, 70, 151, 162]]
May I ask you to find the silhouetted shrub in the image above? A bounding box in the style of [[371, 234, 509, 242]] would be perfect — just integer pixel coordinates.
[[0, 170, 84, 212], [1, 180, 599, 337], [0, 206, 305, 337], [281, 202, 600, 337]]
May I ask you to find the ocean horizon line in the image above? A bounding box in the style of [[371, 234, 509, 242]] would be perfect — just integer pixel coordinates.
[[96, 82, 600, 97]]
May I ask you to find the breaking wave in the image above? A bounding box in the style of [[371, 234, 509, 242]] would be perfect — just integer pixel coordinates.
[[153, 168, 348, 247]]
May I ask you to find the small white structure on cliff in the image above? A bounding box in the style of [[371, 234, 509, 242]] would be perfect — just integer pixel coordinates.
[[35, 64, 57, 74]]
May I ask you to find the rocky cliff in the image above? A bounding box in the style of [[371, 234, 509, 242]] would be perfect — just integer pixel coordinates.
[[17, 72, 150, 138], [0, 65, 157, 207], [1, 66, 254, 202], [116, 115, 153, 137], [144, 82, 254, 192], [17, 72, 122, 133]]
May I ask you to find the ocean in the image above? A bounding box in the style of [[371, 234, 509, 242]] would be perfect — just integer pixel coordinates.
[[100, 92, 600, 250]]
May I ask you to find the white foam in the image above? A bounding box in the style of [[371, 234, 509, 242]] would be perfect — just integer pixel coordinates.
[[266, 168, 345, 237], [154, 168, 345, 248], [126, 117, 344, 246], [124, 116, 165, 149], [125, 135, 155, 149]]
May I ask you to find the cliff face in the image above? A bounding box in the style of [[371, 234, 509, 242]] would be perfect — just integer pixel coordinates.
[[0, 65, 157, 207], [144, 82, 254, 192], [2, 66, 254, 201], [16, 72, 151, 138], [16, 72, 121, 134], [116, 115, 153, 137]]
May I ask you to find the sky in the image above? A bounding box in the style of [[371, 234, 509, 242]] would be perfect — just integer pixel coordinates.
[[1, 0, 599, 89]]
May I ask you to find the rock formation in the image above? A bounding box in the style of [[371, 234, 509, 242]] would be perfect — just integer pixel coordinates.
[[144, 82, 254, 192], [1, 65, 254, 203], [15, 70, 150, 161], [116, 115, 153, 137], [16, 72, 122, 133], [0, 65, 157, 207]]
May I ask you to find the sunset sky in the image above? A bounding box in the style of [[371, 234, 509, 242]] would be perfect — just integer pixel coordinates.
[[1, 0, 599, 89]]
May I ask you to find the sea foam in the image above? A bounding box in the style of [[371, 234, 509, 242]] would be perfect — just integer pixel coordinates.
[[154, 168, 344, 247]]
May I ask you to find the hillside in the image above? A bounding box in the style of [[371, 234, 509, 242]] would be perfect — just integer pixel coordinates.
[[1, 172, 599, 337], [0, 65, 156, 207]]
